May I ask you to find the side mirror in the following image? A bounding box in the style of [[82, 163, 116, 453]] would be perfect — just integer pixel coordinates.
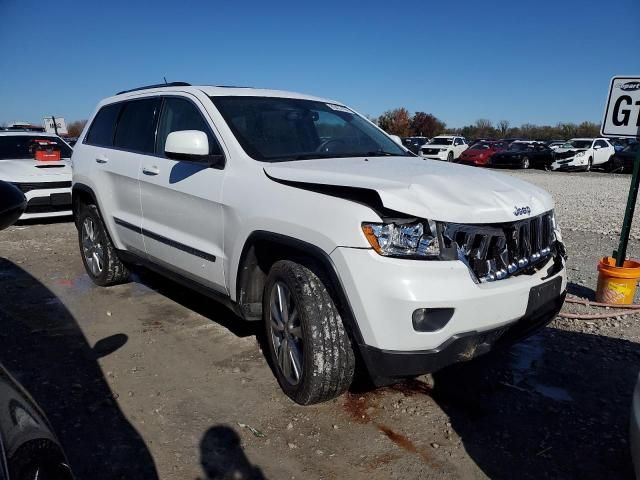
[[594, 145, 601, 150], [165, 130, 224, 167], [0, 181, 26, 230]]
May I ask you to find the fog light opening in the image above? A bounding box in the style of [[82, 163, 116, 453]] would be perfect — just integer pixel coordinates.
[[412, 308, 455, 332]]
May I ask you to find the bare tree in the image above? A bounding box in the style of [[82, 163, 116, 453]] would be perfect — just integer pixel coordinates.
[[67, 120, 88, 137], [498, 120, 510, 137]]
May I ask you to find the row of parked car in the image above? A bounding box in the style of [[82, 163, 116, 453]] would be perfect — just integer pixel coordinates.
[[402, 135, 639, 173]]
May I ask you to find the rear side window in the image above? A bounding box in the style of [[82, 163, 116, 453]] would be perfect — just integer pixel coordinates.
[[85, 103, 121, 147], [113, 98, 161, 154], [155, 97, 222, 156]]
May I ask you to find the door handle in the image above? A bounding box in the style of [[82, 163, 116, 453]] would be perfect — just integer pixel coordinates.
[[142, 165, 160, 176], [95, 157, 108, 164]]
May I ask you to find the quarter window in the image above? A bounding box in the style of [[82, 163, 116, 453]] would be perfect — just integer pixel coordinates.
[[85, 103, 122, 147], [113, 98, 161, 154], [155, 97, 222, 156]]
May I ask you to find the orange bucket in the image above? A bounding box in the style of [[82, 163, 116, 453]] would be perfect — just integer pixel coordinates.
[[596, 256, 640, 304]]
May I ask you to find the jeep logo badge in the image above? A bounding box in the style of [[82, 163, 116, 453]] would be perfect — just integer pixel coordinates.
[[513, 206, 531, 217]]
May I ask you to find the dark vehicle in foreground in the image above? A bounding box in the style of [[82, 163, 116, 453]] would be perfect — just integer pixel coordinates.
[[489, 142, 555, 169], [0, 181, 73, 480], [609, 143, 640, 173], [457, 141, 507, 167], [401, 136, 428, 154]]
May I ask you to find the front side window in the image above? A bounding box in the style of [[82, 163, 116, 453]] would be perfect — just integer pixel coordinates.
[[0, 135, 73, 160], [595, 140, 608, 148], [113, 98, 161, 154], [155, 97, 222, 156], [210, 96, 405, 161], [85, 103, 122, 147]]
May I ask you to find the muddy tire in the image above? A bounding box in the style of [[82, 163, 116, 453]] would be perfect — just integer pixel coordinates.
[[263, 260, 355, 405], [77, 204, 129, 286]]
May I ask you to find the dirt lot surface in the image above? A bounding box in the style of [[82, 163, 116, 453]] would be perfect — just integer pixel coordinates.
[[1, 170, 639, 479]]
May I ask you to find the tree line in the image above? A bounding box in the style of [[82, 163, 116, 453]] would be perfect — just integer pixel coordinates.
[[375, 108, 601, 141]]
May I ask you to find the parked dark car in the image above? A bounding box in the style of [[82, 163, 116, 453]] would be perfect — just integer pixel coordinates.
[[401, 136, 428, 154], [488, 142, 555, 169], [609, 143, 640, 173], [0, 181, 73, 480]]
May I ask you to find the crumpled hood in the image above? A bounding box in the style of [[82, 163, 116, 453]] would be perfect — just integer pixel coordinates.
[[0, 159, 71, 181], [264, 156, 553, 224]]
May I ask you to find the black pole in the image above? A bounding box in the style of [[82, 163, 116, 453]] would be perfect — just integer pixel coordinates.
[[615, 145, 640, 266], [51, 115, 58, 136]]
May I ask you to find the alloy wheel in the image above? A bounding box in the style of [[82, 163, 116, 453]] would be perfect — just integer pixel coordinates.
[[81, 217, 104, 277], [269, 281, 303, 385]]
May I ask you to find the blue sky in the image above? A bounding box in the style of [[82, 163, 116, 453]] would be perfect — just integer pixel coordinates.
[[0, 0, 638, 128]]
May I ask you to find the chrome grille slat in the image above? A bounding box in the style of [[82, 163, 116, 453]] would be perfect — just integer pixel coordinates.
[[443, 212, 555, 283]]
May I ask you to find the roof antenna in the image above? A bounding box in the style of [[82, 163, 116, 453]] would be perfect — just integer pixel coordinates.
[[163, 76, 168, 84]]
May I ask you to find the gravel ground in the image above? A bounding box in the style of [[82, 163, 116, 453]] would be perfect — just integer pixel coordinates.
[[0, 169, 639, 479]]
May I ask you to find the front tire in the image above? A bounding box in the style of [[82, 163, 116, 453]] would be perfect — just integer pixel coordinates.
[[77, 204, 129, 286], [585, 157, 593, 172], [263, 260, 355, 405], [447, 151, 454, 162], [521, 156, 530, 169]]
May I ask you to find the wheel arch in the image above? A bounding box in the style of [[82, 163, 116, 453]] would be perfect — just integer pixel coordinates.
[[235, 231, 365, 344]]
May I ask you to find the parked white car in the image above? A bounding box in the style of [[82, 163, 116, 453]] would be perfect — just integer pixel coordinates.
[[0, 132, 73, 220], [72, 83, 567, 405], [419, 135, 468, 161], [550, 138, 615, 172]]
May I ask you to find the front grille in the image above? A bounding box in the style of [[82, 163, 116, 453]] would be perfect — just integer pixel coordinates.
[[554, 150, 580, 160], [12, 181, 71, 193], [442, 212, 555, 283], [421, 148, 440, 155]]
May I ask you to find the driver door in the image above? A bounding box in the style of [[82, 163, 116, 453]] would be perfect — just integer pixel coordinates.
[[138, 95, 227, 292]]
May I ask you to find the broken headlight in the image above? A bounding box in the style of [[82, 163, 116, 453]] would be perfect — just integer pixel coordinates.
[[361, 220, 440, 258]]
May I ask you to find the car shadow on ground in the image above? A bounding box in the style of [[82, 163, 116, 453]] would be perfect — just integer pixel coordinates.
[[431, 326, 638, 479], [198, 426, 266, 480], [0, 258, 158, 480], [130, 267, 260, 339], [567, 281, 596, 299]]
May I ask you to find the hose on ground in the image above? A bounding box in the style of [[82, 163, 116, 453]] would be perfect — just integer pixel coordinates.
[[557, 295, 640, 320]]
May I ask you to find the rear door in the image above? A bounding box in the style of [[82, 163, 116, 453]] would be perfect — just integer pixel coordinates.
[[138, 94, 227, 292], [83, 99, 160, 254], [593, 139, 613, 165]]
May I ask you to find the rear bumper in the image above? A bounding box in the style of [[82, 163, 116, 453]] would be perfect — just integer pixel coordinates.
[[360, 276, 565, 381]]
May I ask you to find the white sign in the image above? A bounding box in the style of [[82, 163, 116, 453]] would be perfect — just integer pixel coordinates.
[[601, 76, 640, 138], [42, 117, 68, 135]]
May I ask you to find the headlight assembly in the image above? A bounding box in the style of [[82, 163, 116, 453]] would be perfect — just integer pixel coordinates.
[[440, 148, 448, 152], [575, 151, 585, 157], [362, 220, 440, 258]]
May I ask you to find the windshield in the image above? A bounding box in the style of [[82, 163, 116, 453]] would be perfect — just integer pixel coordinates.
[[210, 96, 406, 161], [0, 135, 72, 160], [568, 140, 592, 149], [470, 142, 493, 150], [429, 137, 453, 145], [507, 143, 531, 152]]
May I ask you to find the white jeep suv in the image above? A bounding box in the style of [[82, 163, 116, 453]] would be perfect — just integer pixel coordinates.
[[72, 83, 567, 405], [419, 135, 468, 161]]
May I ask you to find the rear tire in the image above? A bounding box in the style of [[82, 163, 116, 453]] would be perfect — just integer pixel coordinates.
[[263, 260, 355, 405], [77, 204, 129, 286]]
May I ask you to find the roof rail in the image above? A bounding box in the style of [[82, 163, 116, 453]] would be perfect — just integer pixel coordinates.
[[116, 82, 191, 95]]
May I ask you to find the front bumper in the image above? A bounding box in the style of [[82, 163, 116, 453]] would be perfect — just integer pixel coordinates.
[[551, 156, 588, 171], [360, 276, 564, 381], [420, 151, 448, 161], [12, 186, 72, 220], [330, 247, 566, 375]]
